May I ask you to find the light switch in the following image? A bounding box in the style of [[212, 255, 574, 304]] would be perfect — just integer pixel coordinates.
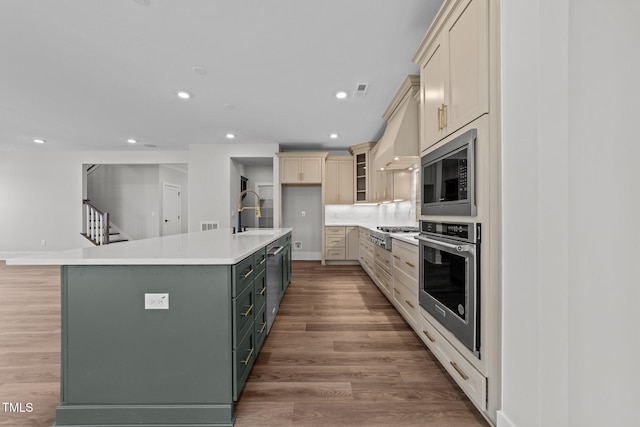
[[145, 293, 169, 310]]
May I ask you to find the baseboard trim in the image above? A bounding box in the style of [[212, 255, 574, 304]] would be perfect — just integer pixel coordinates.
[[496, 410, 517, 427]]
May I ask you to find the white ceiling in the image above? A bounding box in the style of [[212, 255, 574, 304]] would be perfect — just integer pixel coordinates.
[[0, 0, 443, 152]]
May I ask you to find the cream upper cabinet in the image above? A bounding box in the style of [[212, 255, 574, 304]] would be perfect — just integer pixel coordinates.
[[415, 0, 488, 152], [278, 153, 326, 184], [325, 156, 354, 204], [349, 142, 376, 203]]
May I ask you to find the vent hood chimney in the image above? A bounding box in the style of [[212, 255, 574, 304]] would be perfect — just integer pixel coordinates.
[[374, 75, 420, 171]]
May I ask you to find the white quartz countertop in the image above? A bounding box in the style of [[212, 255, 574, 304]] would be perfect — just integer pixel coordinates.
[[391, 232, 420, 246], [5, 228, 293, 266]]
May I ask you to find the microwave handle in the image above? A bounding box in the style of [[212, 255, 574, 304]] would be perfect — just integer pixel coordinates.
[[416, 235, 470, 253]]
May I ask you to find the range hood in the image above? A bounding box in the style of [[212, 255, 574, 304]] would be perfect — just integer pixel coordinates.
[[374, 75, 420, 171]]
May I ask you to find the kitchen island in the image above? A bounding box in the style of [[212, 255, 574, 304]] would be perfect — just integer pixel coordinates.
[[7, 228, 292, 427]]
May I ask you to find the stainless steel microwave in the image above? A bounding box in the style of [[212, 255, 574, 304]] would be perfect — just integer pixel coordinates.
[[421, 129, 477, 216]]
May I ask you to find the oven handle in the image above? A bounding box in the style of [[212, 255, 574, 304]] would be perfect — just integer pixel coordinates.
[[416, 235, 471, 253]]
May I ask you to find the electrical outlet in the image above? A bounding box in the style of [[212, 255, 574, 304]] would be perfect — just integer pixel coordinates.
[[145, 293, 169, 310], [294, 241, 302, 250]]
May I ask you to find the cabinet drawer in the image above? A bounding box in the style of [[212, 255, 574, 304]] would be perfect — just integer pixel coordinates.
[[326, 235, 346, 248], [374, 246, 393, 274], [392, 240, 419, 282], [255, 304, 268, 353], [392, 273, 418, 327], [233, 326, 255, 401], [326, 248, 345, 260], [419, 314, 487, 411], [254, 248, 267, 274], [374, 262, 392, 296], [254, 269, 267, 311], [359, 227, 370, 239], [233, 284, 255, 343], [326, 226, 346, 236], [232, 255, 255, 296]]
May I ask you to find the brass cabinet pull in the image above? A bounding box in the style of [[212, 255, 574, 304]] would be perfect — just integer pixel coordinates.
[[241, 304, 254, 317], [422, 330, 436, 342], [393, 255, 400, 260], [242, 347, 255, 365], [394, 287, 400, 293], [259, 287, 266, 296], [405, 300, 415, 309], [437, 105, 443, 130], [450, 361, 469, 381], [259, 322, 266, 334], [242, 268, 254, 279], [441, 103, 447, 128], [405, 261, 415, 268]]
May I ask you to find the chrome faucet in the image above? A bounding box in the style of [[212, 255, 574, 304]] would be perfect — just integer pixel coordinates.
[[236, 189, 261, 233]]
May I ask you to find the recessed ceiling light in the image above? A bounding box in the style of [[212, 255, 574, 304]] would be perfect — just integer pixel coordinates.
[[408, 167, 414, 171], [127, 138, 137, 144], [33, 138, 45, 144], [226, 133, 235, 139], [329, 133, 338, 139], [380, 167, 385, 171], [335, 91, 347, 99], [394, 156, 400, 161], [177, 91, 191, 99]]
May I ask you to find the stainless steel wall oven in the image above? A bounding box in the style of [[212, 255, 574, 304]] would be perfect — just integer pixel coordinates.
[[421, 129, 477, 216], [418, 221, 481, 358]]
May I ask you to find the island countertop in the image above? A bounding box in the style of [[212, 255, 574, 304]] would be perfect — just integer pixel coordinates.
[[6, 228, 293, 266]]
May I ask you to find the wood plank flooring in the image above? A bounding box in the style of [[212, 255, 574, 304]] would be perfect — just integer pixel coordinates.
[[234, 261, 488, 427], [0, 260, 488, 427]]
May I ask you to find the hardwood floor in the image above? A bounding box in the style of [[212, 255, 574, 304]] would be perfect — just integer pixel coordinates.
[[0, 261, 488, 427], [235, 261, 488, 427]]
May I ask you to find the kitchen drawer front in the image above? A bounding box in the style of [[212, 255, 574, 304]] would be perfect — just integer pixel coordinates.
[[419, 315, 487, 411], [254, 269, 267, 311], [392, 240, 419, 282], [361, 240, 375, 257], [359, 227, 370, 239], [254, 248, 267, 274], [232, 255, 255, 297], [326, 247, 346, 260], [326, 226, 346, 236], [326, 235, 346, 248], [374, 246, 393, 274], [255, 304, 268, 353], [392, 273, 418, 328], [374, 262, 392, 296], [232, 326, 256, 401], [233, 283, 255, 343]]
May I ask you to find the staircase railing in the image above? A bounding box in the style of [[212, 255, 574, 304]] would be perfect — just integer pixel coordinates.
[[82, 200, 110, 245]]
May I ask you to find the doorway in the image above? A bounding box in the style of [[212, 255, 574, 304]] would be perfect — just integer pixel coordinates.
[[162, 183, 182, 236]]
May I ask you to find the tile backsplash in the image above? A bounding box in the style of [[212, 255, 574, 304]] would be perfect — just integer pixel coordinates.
[[325, 201, 417, 227]]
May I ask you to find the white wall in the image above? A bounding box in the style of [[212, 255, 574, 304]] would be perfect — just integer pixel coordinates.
[[87, 164, 161, 240], [188, 144, 280, 231], [500, 1, 640, 426], [0, 151, 188, 256]]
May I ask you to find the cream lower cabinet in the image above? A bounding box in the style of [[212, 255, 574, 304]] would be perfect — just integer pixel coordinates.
[[325, 226, 358, 261], [358, 228, 375, 275], [419, 311, 487, 411], [392, 239, 419, 329], [415, 0, 489, 151]]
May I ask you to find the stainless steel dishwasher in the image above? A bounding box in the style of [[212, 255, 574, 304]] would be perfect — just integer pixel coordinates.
[[266, 242, 284, 333]]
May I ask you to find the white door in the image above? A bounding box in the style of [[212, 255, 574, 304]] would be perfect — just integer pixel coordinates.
[[162, 183, 181, 236]]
